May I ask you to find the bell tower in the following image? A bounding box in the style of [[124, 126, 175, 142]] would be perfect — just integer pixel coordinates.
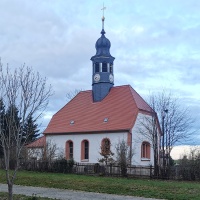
[[91, 6, 115, 102]]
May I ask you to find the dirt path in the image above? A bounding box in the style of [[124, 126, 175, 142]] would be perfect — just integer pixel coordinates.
[[0, 184, 163, 200]]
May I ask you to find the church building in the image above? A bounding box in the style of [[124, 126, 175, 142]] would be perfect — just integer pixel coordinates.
[[42, 15, 161, 167]]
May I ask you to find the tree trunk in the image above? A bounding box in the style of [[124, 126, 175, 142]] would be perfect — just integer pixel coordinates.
[[8, 183, 13, 200], [154, 153, 159, 177]]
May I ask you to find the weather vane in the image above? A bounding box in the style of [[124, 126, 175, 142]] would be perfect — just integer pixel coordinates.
[[101, 3, 106, 29]]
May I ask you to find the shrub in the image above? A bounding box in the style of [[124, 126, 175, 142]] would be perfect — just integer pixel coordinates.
[[52, 159, 74, 173]]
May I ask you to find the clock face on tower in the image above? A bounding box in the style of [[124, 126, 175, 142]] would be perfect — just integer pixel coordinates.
[[94, 74, 100, 82], [109, 74, 114, 83]]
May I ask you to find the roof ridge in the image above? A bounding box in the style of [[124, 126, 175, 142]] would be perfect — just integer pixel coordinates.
[[128, 86, 154, 113], [113, 84, 131, 89], [79, 89, 91, 93], [54, 90, 91, 116]]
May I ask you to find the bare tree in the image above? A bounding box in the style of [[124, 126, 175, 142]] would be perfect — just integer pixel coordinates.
[[178, 147, 200, 180], [98, 138, 114, 165], [137, 90, 195, 177], [42, 140, 60, 162], [143, 90, 195, 168], [27, 139, 61, 161], [0, 62, 52, 200], [115, 139, 134, 177], [27, 146, 43, 160], [154, 91, 195, 162], [66, 89, 82, 102]]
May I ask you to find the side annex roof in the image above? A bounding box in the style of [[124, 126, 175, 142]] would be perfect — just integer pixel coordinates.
[[26, 136, 46, 148]]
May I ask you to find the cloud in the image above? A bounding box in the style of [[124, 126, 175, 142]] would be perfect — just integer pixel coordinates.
[[0, 0, 199, 145], [171, 145, 200, 160]]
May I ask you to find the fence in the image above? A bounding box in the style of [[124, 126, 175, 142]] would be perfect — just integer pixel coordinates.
[[167, 165, 200, 181], [0, 159, 153, 178], [1, 158, 199, 181], [20, 159, 75, 173], [74, 163, 153, 178]]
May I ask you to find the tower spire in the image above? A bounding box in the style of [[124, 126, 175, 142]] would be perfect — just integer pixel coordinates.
[[91, 3, 115, 102], [101, 3, 106, 34]]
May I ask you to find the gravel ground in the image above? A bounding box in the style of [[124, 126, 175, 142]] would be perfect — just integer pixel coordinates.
[[0, 184, 163, 200]]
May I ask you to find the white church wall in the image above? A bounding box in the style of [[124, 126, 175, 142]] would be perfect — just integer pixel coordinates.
[[131, 112, 157, 167], [46, 131, 129, 163], [45, 112, 159, 167]]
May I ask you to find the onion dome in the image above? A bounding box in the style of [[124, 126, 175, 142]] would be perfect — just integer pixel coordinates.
[[95, 29, 111, 56], [91, 16, 115, 63]]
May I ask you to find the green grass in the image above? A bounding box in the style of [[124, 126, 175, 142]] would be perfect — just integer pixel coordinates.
[[0, 170, 200, 200], [0, 192, 55, 200]]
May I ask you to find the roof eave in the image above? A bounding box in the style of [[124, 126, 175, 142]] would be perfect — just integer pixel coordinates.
[[44, 128, 131, 136]]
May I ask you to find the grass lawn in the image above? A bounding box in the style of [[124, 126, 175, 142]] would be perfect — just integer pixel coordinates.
[[0, 192, 54, 200], [0, 170, 200, 200]]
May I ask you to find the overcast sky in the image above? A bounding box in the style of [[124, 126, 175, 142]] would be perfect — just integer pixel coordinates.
[[0, 0, 199, 145]]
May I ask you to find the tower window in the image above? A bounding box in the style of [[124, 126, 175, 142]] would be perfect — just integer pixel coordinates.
[[95, 63, 99, 72], [110, 64, 113, 73], [102, 63, 107, 72]]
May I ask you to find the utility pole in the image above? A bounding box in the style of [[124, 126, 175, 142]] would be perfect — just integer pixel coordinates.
[[162, 109, 168, 171]]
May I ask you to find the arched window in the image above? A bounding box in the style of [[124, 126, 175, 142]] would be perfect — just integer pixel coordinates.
[[81, 140, 89, 160], [101, 138, 111, 155], [141, 142, 150, 159], [66, 140, 73, 160]]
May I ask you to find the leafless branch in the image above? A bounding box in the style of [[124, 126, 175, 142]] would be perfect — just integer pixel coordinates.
[[0, 61, 53, 200]]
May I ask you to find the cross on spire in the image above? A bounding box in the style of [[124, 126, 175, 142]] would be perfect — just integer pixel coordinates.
[[101, 3, 106, 29]]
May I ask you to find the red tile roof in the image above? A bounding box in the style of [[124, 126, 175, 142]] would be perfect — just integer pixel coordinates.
[[44, 85, 154, 134], [26, 136, 45, 148]]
